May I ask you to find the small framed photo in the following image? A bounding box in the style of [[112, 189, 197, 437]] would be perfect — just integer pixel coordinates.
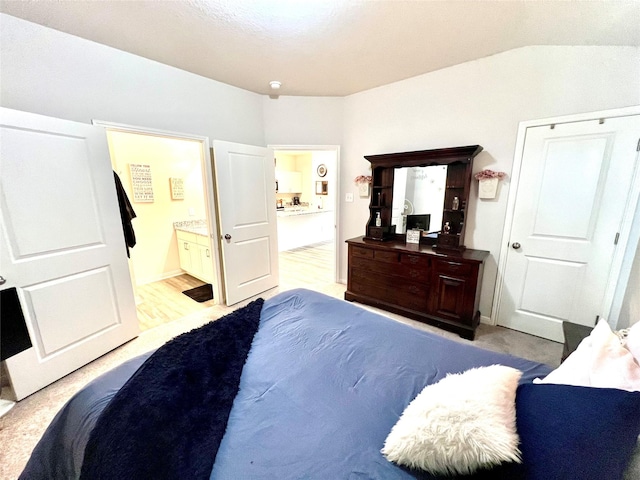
[[406, 229, 421, 245], [317, 164, 327, 177], [315, 181, 328, 195]]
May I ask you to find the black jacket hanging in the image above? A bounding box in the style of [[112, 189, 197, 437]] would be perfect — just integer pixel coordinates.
[[113, 171, 137, 257]]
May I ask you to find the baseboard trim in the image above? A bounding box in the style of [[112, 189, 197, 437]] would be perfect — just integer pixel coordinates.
[[137, 270, 184, 286], [480, 315, 493, 325]]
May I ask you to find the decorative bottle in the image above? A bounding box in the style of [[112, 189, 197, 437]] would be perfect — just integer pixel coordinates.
[[452, 196, 459, 210], [375, 212, 382, 227]]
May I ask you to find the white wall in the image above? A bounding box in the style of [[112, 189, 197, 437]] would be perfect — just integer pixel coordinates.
[[263, 95, 344, 146], [341, 46, 640, 319], [0, 14, 264, 145]]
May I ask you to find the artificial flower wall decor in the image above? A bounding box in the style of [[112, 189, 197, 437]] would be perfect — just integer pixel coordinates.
[[355, 175, 372, 197], [474, 169, 506, 199]]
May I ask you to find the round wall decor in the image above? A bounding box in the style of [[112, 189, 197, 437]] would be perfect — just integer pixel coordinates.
[[317, 164, 327, 177]]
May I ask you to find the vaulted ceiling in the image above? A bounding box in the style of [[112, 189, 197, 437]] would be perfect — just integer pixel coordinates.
[[2, 0, 639, 96]]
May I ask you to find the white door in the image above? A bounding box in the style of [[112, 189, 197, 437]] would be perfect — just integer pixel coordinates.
[[213, 140, 279, 305], [0, 108, 139, 400], [497, 114, 640, 342]]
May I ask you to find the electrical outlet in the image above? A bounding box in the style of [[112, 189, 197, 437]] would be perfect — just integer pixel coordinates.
[[345, 193, 354, 202]]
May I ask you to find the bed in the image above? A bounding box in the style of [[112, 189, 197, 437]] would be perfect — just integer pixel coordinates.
[[19, 289, 640, 480]]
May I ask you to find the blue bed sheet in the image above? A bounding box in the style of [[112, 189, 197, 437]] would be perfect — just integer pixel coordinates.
[[20, 289, 552, 479], [211, 289, 551, 479]]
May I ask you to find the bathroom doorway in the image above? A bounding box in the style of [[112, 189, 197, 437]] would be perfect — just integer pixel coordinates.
[[104, 126, 220, 331]]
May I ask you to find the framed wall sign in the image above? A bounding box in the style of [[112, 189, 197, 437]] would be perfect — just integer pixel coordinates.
[[169, 177, 184, 200], [129, 163, 154, 203]]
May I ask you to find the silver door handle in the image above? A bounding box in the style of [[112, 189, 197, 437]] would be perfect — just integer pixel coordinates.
[[0, 276, 5, 285], [512, 242, 521, 250], [224, 234, 232, 240]]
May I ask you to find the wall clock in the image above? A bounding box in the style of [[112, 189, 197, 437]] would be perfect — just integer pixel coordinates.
[[317, 164, 327, 177]]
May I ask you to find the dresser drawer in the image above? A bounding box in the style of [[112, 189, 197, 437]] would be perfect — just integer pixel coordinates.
[[400, 253, 429, 268], [350, 269, 429, 311], [351, 256, 396, 276], [373, 249, 399, 263], [351, 245, 373, 259], [433, 259, 473, 276]]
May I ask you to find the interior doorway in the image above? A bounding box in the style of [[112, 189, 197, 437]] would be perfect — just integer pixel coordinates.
[[272, 147, 339, 291], [104, 128, 220, 331]]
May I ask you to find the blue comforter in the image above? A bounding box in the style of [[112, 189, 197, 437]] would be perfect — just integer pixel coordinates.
[[20, 289, 552, 479]]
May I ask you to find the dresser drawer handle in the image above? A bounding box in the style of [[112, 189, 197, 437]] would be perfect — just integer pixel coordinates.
[[408, 285, 421, 294], [408, 256, 420, 264], [409, 269, 421, 278]]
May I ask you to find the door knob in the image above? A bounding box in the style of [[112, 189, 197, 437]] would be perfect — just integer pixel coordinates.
[[0, 276, 5, 285], [224, 234, 232, 240], [512, 242, 521, 250]]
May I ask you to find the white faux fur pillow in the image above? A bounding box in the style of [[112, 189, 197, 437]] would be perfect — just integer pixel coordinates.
[[381, 365, 522, 476]]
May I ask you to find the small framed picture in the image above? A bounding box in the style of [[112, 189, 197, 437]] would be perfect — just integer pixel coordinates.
[[317, 164, 327, 177], [316, 181, 328, 195], [406, 229, 421, 244]]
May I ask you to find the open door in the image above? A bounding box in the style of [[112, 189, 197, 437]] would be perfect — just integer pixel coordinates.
[[213, 140, 279, 305], [0, 108, 139, 400]]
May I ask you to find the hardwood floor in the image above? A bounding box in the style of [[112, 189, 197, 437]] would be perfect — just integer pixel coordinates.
[[278, 241, 334, 289], [135, 241, 335, 331], [135, 274, 212, 331]]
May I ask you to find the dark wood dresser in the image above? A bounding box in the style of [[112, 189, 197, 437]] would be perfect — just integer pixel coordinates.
[[345, 236, 489, 339]]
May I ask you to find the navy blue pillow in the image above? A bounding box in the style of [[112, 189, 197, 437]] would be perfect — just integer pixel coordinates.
[[508, 383, 640, 480]]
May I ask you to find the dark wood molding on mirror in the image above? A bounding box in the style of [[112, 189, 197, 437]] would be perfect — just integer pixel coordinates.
[[363, 145, 482, 251]]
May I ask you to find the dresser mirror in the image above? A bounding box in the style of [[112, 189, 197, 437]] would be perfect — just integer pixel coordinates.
[[391, 165, 447, 235], [364, 145, 482, 250]]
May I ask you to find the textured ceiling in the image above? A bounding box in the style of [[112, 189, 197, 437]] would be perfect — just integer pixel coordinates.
[[2, 0, 639, 96]]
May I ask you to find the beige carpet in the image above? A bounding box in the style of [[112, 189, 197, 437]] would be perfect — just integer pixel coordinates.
[[0, 283, 562, 480]]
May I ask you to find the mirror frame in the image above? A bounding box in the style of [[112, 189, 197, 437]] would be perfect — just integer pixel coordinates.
[[364, 145, 483, 249]]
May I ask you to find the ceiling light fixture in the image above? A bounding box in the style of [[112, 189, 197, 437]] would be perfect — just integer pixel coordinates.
[[269, 81, 282, 90]]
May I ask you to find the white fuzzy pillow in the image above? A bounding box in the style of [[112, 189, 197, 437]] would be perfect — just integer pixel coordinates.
[[381, 365, 522, 476]]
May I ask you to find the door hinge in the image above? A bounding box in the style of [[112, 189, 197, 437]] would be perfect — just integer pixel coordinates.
[[636, 138, 640, 152], [614, 232, 620, 245], [595, 315, 600, 325]]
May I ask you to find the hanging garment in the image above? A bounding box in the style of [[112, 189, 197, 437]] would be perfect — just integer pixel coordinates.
[[113, 171, 137, 257]]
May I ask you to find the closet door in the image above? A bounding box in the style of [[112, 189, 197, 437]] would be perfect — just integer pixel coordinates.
[[497, 113, 640, 342]]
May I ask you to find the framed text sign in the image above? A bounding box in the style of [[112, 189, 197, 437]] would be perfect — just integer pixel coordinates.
[[406, 229, 421, 245], [130, 164, 154, 202], [170, 177, 184, 200]]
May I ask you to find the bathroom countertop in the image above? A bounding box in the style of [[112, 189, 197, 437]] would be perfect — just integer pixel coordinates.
[[173, 220, 209, 236], [277, 208, 333, 217]]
